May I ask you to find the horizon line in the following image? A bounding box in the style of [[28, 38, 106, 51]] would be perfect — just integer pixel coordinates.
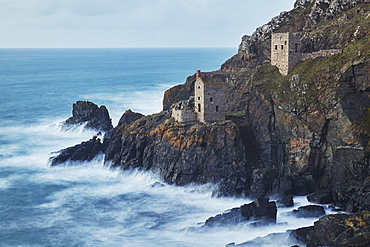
[[0, 46, 236, 49]]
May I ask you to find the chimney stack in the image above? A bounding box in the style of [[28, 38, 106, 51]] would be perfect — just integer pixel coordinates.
[[196, 70, 201, 80]]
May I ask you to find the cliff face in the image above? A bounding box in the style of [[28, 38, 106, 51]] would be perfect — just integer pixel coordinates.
[[104, 112, 249, 187]]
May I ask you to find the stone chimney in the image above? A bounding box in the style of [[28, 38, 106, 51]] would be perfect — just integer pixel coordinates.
[[196, 70, 201, 80]]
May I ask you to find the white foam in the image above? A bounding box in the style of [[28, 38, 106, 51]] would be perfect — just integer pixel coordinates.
[[0, 115, 341, 246]]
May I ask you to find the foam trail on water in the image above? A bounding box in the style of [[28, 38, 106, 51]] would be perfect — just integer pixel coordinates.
[[0, 118, 98, 168]]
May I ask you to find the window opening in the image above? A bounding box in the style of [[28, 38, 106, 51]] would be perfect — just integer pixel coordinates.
[[216, 106, 219, 112], [281, 45, 284, 50], [210, 97, 213, 102], [198, 104, 201, 112]]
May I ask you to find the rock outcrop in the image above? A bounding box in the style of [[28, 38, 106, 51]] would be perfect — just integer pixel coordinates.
[[204, 198, 277, 227], [65, 101, 113, 131], [290, 211, 370, 247], [50, 136, 105, 166], [292, 205, 326, 218], [104, 111, 249, 187], [117, 109, 144, 127]]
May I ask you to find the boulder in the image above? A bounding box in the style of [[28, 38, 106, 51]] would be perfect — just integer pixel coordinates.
[[241, 198, 277, 222], [49, 136, 104, 166], [292, 205, 326, 218], [65, 101, 113, 131], [204, 198, 277, 227], [204, 207, 246, 227], [290, 211, 370, 247], [117, 109, 144, 127], [276, 194, 294, 207], [307, 189, 333, 204]]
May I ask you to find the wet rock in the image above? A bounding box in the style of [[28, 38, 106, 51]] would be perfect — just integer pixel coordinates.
[[276, 194, 294, 207], [50, 136, 104, 166], [204, 207, 246, 227], [307, 189, 333, 204], [234, 231, 298, 247], [241, 198, 277, 223], [117, 109, 144, 127], [65, 101, 113, 131], [292, 205, 326, 218], [249, 168, 279, 198], [204, 198, 277, 227], [104, 112, 249, 189], [290, 211, 370, 247]]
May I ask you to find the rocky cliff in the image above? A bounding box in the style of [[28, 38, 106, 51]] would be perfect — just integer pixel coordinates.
[[104, 111, 249, 187], [48, 1, 370, 246], [52, 0, 370, 213], [161, 0, 370, 212]]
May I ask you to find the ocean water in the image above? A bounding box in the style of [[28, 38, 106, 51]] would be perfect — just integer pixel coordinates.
[[0, 48, 334, 247]]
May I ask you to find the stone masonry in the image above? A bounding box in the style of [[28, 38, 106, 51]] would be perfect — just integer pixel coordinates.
[[171, 70, 226, 123], [194, 70, 226, 123], [271, 32, 301, 75]]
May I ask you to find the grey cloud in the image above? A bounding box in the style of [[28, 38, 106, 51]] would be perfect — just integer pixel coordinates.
[[0, 0, 294, 48]]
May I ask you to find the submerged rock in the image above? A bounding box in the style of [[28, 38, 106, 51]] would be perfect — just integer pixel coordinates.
[[49, 136, 104, 166], [204, 198, 277, 227], [65, 101, 113, 131]]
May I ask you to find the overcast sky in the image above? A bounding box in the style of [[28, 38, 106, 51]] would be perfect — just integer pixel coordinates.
[[0, 0, 295, 48]]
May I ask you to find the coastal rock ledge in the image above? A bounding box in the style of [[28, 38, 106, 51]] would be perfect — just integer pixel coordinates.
[[104, 111, 249, 187]]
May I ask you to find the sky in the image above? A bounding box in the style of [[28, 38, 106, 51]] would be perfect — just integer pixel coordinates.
[[0, 0, 295, 48]]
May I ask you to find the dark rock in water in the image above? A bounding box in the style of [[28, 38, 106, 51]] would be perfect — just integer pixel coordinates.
[[292, 205, 326, 218], [117, 109, 144, 127], [204, 198, 277, 227], [50, 136, 104, 166], [241, 198, 277, 222], [234, 231, 298, 247], [65, 101, 113, 131], [276, 194, 294, 207], [204, 207, 246, 227], [290, 211, 370, 247], [307, 189, 333, 204]]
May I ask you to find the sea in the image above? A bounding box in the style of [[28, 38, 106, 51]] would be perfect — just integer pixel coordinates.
[[0, 48, 335, 247]]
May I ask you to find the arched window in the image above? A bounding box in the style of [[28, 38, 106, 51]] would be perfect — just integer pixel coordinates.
[[281, 45, 284, 50], [210, 97, 213, 102]]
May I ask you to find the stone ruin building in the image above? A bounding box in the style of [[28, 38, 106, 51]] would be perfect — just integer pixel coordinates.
[[271, 32, 301, 75], [271, 32, 342, 75], [172, 70, 226, 123]]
